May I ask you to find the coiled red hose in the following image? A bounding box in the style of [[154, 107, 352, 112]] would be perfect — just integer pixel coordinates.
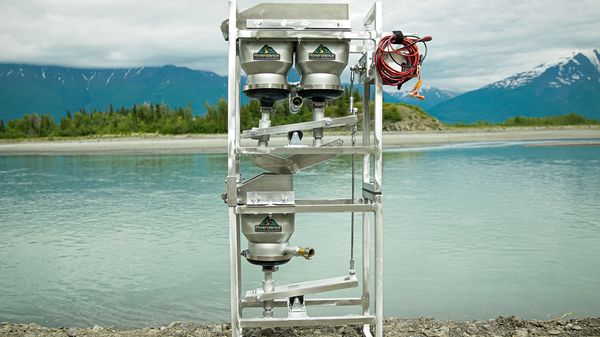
[[375, 34, 431, 88]]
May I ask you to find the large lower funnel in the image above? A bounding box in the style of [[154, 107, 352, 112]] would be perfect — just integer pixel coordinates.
[[242, 213, 296, 266], [296, 41, 349, 101], [238, 174, 300, 266], [240, 41, 294, 106]]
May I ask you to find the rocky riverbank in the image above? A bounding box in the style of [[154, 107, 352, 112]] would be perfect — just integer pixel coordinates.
[[2, 317, 599, 337]]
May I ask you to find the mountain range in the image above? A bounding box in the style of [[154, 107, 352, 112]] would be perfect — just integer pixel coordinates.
[[431, 49, 600, 123], [0, 64, 228, 121], [1, 48, 599, 123]]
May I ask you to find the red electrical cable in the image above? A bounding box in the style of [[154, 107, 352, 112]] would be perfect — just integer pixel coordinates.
[[375, 34, 431, 91]]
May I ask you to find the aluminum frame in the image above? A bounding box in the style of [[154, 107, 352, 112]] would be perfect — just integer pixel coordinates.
[[225, 1, 384, 336]]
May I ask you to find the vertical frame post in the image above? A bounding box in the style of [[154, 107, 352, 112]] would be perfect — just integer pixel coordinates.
[[373, 2, 384, 337], [361, 82, 373, 337], [227, 1, 241, 336]]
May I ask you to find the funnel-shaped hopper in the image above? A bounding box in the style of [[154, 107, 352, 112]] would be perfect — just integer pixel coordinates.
[[296, 41, 349, 100], [240, 41, 294, 106]]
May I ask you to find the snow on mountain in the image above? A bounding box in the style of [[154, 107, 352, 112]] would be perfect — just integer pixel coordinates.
[[0, 64, 230, 122], [488, 49, 600, 89], [2, 49, 599, 124], [431, 48, 600, 123], [581, 49, 600, 72]]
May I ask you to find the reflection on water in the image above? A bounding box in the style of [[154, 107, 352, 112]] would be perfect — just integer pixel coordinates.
[[0, 142, 599, 327]]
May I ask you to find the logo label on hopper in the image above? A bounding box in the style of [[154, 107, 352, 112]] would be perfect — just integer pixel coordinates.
[[255, 217, 282, 232], [309, 44, 336, 60], [253, 44, 281, 61]]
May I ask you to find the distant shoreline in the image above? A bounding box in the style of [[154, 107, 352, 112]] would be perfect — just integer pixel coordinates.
[[1, 126, 599, 155]]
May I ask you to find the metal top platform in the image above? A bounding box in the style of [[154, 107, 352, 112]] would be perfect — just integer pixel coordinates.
[[221, 3, 351, 39]]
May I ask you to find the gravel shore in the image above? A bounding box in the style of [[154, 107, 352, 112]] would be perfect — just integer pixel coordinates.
[[2, 317, 599, 337], [1, 127, 599, 155]]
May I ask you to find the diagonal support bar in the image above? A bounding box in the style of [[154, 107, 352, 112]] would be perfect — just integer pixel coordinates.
[[245, 274, 358, 302], [242, 115, 357, 139]]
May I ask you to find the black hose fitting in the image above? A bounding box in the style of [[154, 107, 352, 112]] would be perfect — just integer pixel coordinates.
[[392, 30, 404, 44]]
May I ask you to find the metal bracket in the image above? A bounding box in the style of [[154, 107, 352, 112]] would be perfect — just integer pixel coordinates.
[[226, 176, 238, 207], [362, 182, 381, 201], [288, 296, 308, 319], [246, 191, 295, 206], [358, 52, 376, 84]]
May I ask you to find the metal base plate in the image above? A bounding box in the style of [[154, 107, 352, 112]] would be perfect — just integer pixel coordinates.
[[239, 314, 375, 329]]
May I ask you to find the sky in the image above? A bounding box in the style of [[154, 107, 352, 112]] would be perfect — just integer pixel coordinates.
[[1, 0, 599, 92]]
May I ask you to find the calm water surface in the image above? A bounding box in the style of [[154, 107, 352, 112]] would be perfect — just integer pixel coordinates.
[[0, 141, 599, 327]]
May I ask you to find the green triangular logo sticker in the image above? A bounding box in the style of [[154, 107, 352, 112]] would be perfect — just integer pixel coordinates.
[[255, 217, 282, 232], [314, 44, 332, 54], [253, 44, 281, 60], [257, 44, 277, 54], [309, 44, 336, 60]]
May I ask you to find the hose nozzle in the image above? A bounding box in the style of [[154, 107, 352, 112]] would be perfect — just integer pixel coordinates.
[[285, 246, 315, 260], [297, 247, 315, 260]]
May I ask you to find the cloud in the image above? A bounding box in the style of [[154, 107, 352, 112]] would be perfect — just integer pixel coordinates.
[[0, 0, 599, 91]]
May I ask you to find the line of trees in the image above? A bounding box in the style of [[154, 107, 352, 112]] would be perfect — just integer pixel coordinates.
[[1, 91, 597, 139], [0, 88, 362, 139], [503, 113, 599, 126], [451, 112, 599, 128]]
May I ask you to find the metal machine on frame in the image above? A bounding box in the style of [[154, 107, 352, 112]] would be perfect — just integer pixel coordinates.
[[220, 1, 430, 336]]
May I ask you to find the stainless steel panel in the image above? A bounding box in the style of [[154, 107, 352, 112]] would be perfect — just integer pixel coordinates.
[[240, 3, 349, 21], [221, 3, 350, 36], [245, 191, 295, 206], [250, 138, 344, 174], [237, 173, 293, 205], [250, 154, 296, 175]]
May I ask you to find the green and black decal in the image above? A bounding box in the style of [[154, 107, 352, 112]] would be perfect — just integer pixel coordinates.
[[253, 44, 281, 61], [308, 44, 336, 61], [255, 217, 282, 233]]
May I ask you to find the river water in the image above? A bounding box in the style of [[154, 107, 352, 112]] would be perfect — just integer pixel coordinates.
[[0, 140, 599, 328]]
